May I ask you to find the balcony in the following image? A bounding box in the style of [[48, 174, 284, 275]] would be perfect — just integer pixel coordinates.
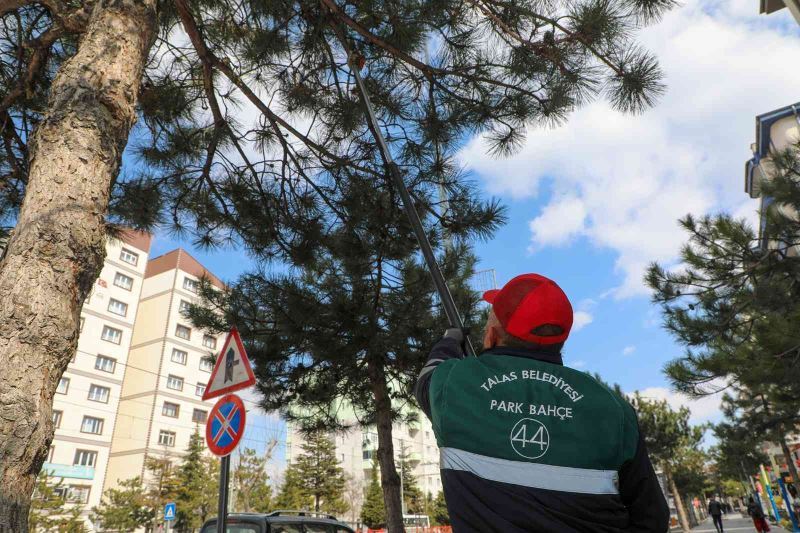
[[42, 463, 95, 480]]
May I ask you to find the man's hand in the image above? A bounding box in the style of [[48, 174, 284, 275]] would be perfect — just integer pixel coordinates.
[[443, 327, 468, 354]]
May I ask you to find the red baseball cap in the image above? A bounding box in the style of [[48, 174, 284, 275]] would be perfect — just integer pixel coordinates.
[[482, 274, 573, 345]]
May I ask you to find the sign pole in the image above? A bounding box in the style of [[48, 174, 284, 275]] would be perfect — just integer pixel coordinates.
[[217, 455, 230, 533]]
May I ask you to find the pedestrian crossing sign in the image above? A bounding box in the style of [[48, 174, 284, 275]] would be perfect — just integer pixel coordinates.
[[164, 502, 176, 521]]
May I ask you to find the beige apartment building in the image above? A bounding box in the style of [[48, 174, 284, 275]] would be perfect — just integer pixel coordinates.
[[286, 410, 442, 524], [41, 239, 227, 530], [104, 249, 225, 490], [46, 231, 152, 519]]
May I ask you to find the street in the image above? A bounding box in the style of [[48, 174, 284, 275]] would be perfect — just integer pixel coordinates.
[[691, 515, 791, 532]]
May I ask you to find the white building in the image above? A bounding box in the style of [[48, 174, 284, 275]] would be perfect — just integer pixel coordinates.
[[46, 231, 152, 521], [105, 248, 225, 491]]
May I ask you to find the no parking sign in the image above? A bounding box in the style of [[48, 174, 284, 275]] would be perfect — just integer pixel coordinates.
[[205, 393, 246, 457]]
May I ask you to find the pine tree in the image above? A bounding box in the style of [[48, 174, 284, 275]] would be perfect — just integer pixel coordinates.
[[275, 464, 312, 511], [0, 0, 675, 526], [233, 446, 274, 513], [431, 491, 450, 527], [399, 448, 423, 515], [292, 432, 348, 515], [143, 454, 179, 532], [647, 140, 800, 487], [361, 461, 386, 529], [91, 477, 153, 532], [712, 396, 769, 484], [174, 431, 219, 531], [631, 394, 705, 533]]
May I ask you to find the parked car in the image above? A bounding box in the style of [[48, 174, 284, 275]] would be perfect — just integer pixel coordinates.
[[200, 510, 355, 533]]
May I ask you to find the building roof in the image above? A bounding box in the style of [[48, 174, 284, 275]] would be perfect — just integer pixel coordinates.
[[745, 101, 800, 197], [145, 248, 225, 289], [118, 229, 153, 254]]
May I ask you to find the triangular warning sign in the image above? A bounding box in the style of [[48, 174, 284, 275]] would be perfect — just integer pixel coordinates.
[[202, 327, 256, 401]]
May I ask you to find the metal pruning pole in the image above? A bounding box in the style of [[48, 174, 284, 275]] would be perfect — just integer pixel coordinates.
[[217, 455, 230, 533], [348, 53, 476, 357]]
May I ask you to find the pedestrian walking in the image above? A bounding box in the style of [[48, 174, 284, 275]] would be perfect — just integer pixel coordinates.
[[414, 273, 669, 532], [747, 497, 771, 532], [708, 496, 724, 533]]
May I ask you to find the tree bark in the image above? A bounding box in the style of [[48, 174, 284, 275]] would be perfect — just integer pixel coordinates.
[[0, 0, 157, 529], [667, 468, 691, 532], [367, 358, 404, 533]]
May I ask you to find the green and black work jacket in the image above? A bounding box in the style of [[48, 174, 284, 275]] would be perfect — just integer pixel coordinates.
[[414, 338, 670, 532]]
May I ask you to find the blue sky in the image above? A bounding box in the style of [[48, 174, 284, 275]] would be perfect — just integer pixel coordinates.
[[144, 0, 800, 460]]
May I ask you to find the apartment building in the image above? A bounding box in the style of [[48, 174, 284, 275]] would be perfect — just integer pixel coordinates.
[[286, 407, 442, 523], [45, 231, 152, 518], [744, 101, 800, 247], [104, 248, 225, 492]]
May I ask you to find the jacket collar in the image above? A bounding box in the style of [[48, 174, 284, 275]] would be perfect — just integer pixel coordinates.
[[481, 346, 563, 366]]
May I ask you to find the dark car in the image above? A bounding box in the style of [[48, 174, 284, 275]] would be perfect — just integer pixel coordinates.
[[200, 510, 355, 533]]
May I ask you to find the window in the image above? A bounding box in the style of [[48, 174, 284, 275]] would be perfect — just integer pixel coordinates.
[[179, 300, 191, 314], [166, 375, 184, 391], [192, 409, 208, 423], [101, 325, 122, 344], [202, 335, 217, 349], [52, 410, 62, 429], [48, 446, 55, 463], [79, 317, 84, 332], [175, 324, 191, 340], [363, 449, 373, 460], [56, 377, 69, 395], [66, 485, 90, 504], [95, 355, 116, 373], [195, 382, 206, 397], [107, 298, 128, 317], [200, 358, 213, 372], [162, 402, 180, 418], [158, 430, 176, 447], [87, 384, 110, 403], [73, 450, 97, 468], [119, 248, 138, 266], [183, 277, 199, 293], [81, 416, 103, 435], [113, 272, 133, 291], [171, 348, 188, 365]]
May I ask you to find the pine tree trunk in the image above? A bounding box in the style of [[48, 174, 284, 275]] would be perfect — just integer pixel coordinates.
[[0, 1, 157, 529], [667, 468, 691, 532], [778, 426, 800, 487], [367, 358, 404, 533]]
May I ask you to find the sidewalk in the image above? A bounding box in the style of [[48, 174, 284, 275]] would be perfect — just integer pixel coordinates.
[[690, 514, 792, 531]]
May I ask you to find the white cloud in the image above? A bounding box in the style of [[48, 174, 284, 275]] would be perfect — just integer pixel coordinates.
[[622, 345, 637, 356], [460, 0, 800, 297], [571, 360, 587, 369], [528, 196, 587, 250], [632, 386, 725, 425], [572, 311, 594, 332]]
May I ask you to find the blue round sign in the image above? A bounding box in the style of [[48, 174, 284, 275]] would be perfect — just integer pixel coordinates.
[[205, 394, 246, 456]]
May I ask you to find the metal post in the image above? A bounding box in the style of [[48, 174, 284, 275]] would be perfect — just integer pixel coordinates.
[[217, 455, 230, 533], [347, 53, 475, 357]]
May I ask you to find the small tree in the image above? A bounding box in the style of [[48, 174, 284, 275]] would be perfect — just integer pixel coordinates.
[[632, 393, 705, 533], [175, 431, 219, 530], [91, 477, 153, 532], [399, 449, 423, 514], [233, 446, 274, 512], [431, 491, 450, 527], [275, 463, 311, 510], [361, 461, 386, 529], [29, 476, 67, 532], [143, 454, 179, 531], [293, 432, 348, 514]]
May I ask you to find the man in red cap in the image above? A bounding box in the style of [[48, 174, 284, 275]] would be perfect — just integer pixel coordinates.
[[415, 273, 668, 532]]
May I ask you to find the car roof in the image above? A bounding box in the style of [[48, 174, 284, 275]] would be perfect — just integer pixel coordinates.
[[204, 512, 354, 530]]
